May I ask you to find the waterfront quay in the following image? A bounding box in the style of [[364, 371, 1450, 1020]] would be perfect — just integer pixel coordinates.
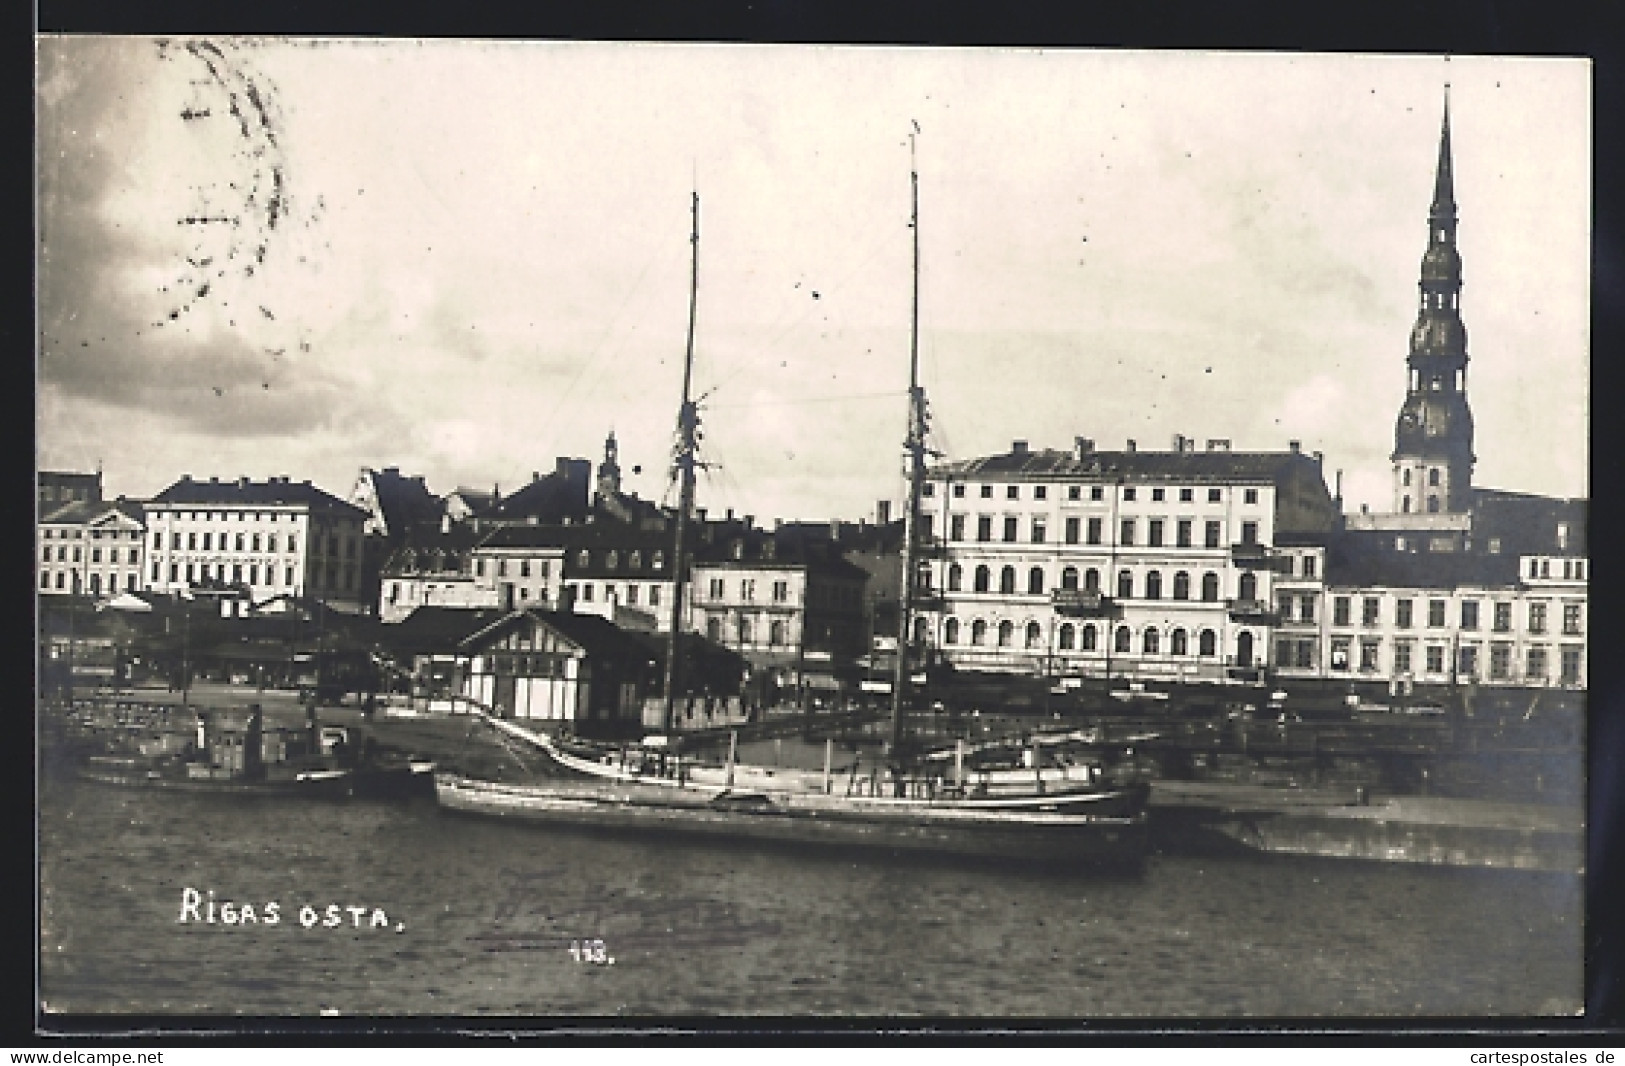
[[45, 673, 1581, 873]]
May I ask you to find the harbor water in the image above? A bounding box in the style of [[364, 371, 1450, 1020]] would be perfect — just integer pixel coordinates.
[[39, 769, 1581, 1018]]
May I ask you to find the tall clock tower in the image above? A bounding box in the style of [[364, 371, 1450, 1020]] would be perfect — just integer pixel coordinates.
[[1392, 89, 1476, 515]]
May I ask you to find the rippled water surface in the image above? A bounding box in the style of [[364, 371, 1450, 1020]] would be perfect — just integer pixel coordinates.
[[39, 772, 1581, 1018]]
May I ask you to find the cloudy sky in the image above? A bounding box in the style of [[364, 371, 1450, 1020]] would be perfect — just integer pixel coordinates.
[[36, 40, 1589, 522]]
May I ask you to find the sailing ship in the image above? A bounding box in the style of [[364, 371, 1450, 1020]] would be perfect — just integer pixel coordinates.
[[434, 146, 1152, 864]]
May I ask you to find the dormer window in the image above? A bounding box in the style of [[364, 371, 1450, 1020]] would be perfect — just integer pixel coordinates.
[[577, 550, 590, 568]]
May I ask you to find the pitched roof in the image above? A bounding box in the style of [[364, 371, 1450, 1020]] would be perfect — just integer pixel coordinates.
[[1470, 489, 1587, 556], [40, 498, 145, 526], [378, 606, 510, 655], [931, 446, 1322, 483], [1324, 528, 1522, 590], [362, 468, 444, 539], [489, 461, 591, 523], [151, 476, 366, 517]]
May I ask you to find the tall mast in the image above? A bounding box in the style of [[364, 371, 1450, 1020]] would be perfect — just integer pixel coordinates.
[[890, 132, 926, 761], [661, 191, 701, 733]]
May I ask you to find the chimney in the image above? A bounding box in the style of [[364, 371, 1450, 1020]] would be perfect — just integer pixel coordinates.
[[726, 508, 735, 522], [1335, 469, 1344, 500], [1288, 440, 1301, 454], [774, 518, 783, 531], [1012, 440, 1029, 455], [744, 514, 754, 530], [1074, 437, 1094, 459], [1205, 439, 1231, 452], [829, 518, 841, 540], [876, 499, 891, 525], [1360, 502, 1370, 515], [384, 466, 399, 476], [1126, 439, 1137, 453], [238, 476, 250, 488], [209, 476, 219, 484], [533, 471, 542, 483], [1312, 450, 1324, 466], [1172, 434, 1187, 452], [696, 507, 707, 522]]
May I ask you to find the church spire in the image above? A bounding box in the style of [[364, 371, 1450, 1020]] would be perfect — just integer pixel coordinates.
[[1391, 86, 1475, 516], [1430, 84, 1455, 224]]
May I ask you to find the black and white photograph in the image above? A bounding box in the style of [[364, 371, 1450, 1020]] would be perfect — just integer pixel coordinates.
[[36, 39, 1589, 1022]]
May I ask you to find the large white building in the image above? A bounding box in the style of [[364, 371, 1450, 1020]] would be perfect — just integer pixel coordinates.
[[38, 498, 146, 599], [916, 437, 1339, 684], [144, 476, 371, 611]]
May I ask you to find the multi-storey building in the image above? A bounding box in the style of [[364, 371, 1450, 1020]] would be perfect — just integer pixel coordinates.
[[918, 437, 1339, 684], [38, 498, 146, 598], [376, 526, 490, 623], [144, 476, 370, 611], [1272, 502, 1587, 692], [687, 527, 869, 696]]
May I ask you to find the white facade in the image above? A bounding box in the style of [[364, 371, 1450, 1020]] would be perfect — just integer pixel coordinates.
[[144, 478, 369, 610], [919, 457, 1307, 683], [38, 503, 146, 599]]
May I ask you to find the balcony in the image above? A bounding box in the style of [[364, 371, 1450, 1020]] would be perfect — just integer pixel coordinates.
[[1227, 598, 1282, 625], [1230, 542, 1293, 572], [1051, 588, 1121, 619]]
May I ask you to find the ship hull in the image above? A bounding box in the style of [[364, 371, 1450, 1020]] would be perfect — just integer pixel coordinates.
[[77, 756, 434, 800], [434, 772, 1149, 865]]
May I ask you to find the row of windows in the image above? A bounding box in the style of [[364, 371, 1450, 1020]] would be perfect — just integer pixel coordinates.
[[929, 483, 1262, 506], [1323, 637, 1583, 683], [41, 527, 142, 540], [701, 577, 792, 603], [153, 561, 353, 592], [156, 508, 330, 524], [1527, 558, 1586, 581], [153, 530, 313, 554], [476, 556, 554, 579], [1328, 596, 1583, 636], [939, 514, 1260, 549], [40, 570, 140, 593], [566, 582, 662, 608], [42, 545, 140, 564], [703, 615, 791, 646], [945, 563, 1258, 602], [940, 617, 1226, 657]]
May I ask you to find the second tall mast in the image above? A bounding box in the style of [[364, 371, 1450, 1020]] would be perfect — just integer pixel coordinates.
[[661, 191, 701, 734]]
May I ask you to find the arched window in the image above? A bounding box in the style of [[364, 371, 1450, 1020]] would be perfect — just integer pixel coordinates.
[[1000, 566, 1016, 594], [1081, 624, 1098, 651], [1145, 570, 1163, 600], [1059, 623, 1075, 650], [1117, 569, 1133, 599], [914, 617, 929, 646], [1084, 568, 1100, 592], [974, 566, 990, 593], [706, 617, 722, 642], [1198, 629, 1217, 657], [948, 563, 963, 592], [997, 620, 1014, 647], [1143, 628, 1160, 655], [1061, 566, 1079, 590], [1173, 571, 1191, 600], [1025, 621, 1042, 649], [1236, 631, 1254, 667], [1427, 495, 1440, 513], [1114, 626, 1132, 653], [1201, 572, 1219, 602], [971, 620, 987, 645], [770, 620, 786, 646], [945, 618, 960, 644], [1239, 572, 1257, 602], [1028, 567, 1045, 595], [1171, 628, 1188, 656]]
